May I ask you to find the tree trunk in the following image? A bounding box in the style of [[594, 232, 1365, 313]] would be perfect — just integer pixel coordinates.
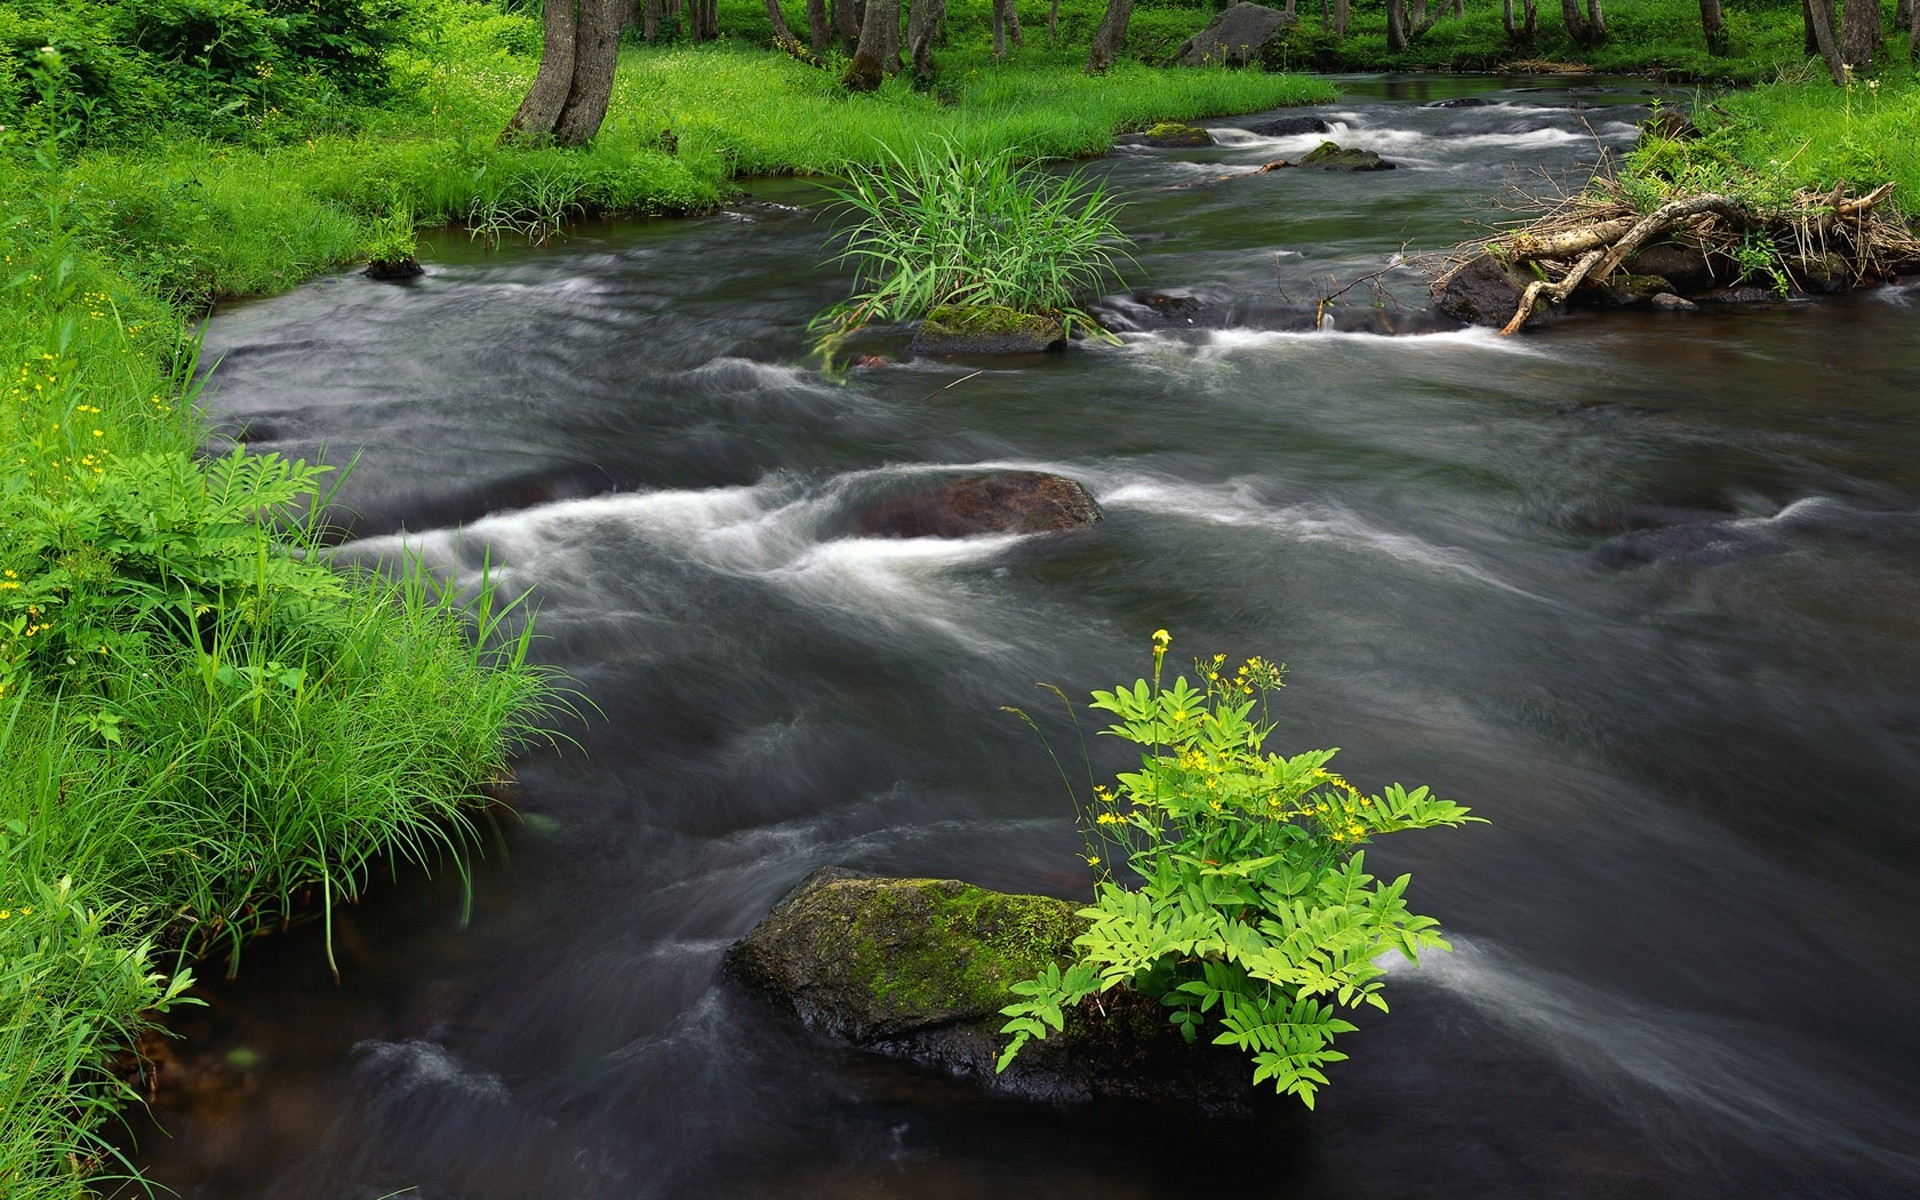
[[1387, 0, 1410, 48], [992, 0, 1007, 58], [1911, 0, 1919, 61], [1086, 0, 1134, 70], [1899, 0, 1915, 47], [1806, 0, 1848, 83], [1332, 0, 1349, 36], [1006, 0, 1024, 45], [507, 0, 622, 146], [1840, 0, 1882, 68], [908, 0, 936, 76], [883, 0, 903, 70], [932, 0, 947, 44], [1561, 0, 1592, 45], [1503, 0, 1538, 41], [1585, 0, 1605, 41], [1049, 0, 1060, 40], [1699, 0, 1726, 53], [1803, 0, 1818, 52], [806, 0, 830, 50], [842, 0, 899, 88], [698, 0, 720, 39], [509, 0, 580, 137], [764, 0, 807, 53], [643, 0, 661, 39], [831, 0, 861, 50]]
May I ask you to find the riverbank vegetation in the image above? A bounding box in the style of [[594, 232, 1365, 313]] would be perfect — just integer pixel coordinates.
[[998, 634, 1479, 1107], [1, 0, 1914, 1189]]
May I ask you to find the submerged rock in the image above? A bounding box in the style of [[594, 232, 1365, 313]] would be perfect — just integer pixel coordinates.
[[1170, 1, 1298, 66], [855, 471, 1102, 539], [1298, 141, 1396, 172], [1244, 114, 1332, 137], [1422, 96, 1494, 108], [1650, 292, 1699, 311], [725, 868, 1257, 1110], [908, 304, 1066, 357]]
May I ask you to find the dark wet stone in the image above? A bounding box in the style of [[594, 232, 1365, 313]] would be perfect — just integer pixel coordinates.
[[1786, 252, 1854, 294], [1298, 141, 1396, 172], [1170, 1, 1298, 67], [1622, 242, 1730, 293], [364, 258, 424, 281], [726, 868, 1260, 1112], [1422, 96, 1494, 108], [1244, 114, 1332, 137], [1650, 292, 1699, 311], [855, 471, 1101, 539], [1591, 272, 1676, 307], [908, 304, 1067, 357], [1432, 253, 1532, 327]]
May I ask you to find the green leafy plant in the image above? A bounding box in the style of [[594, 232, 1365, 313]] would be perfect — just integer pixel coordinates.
[[809, 139, 1134, 364], [363, 198, 418, 268], [998, 631, 1481, 1107]]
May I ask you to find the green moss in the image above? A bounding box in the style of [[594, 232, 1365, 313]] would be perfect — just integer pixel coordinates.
[[922, 303, 1064, 338], [845, 879, 1083, 1018]]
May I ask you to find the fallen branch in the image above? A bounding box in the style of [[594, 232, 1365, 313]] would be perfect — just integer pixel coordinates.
[[1500, 193, 1749, 334]]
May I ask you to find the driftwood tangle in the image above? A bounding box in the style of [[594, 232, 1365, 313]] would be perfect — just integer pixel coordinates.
[[1429, 177, 1916, 333]]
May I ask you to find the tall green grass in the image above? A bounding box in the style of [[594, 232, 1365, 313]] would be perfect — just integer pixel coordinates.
[[0, 107, 559, 1200]]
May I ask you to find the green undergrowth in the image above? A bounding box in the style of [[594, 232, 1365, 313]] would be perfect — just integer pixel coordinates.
[[0, 117, 558, 1200], [1694, 69, 1920, 203]]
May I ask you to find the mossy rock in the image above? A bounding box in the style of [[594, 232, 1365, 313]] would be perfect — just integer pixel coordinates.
[[1138, 121, 1216, 148], [726, 868, 1260, 1111], [909, 304, 1067, 358], [1298, 141, 1397, 172], [1591, 272, 1677, 307]]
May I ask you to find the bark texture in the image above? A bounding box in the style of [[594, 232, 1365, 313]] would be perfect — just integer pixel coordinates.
[[830, 0, 861, 49], [842, 0, 900, 89], [1699, 0, 1726, 53], [1806, 0, 1848, 83], [1840, 0, 1883, 68], [806, 0, 830, 50], [1086, 0, 1134, 70], [506, 0, 623, 146]]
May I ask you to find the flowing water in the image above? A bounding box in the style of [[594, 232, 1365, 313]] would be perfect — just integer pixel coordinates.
[[130, 75, 1920, 1198]]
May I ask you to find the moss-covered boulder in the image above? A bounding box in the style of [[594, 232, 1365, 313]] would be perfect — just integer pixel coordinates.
[[908, 304, 1067, 357], [1142, 121, 1216, 148], [1298, 141, 1397, 172], [725, 868, 1258, 1111]]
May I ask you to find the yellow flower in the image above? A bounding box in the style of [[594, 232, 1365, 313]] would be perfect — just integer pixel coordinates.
[[1152, 628, 1171, 649], [1081, 853, 1101, 867], [1096, 812, 1120, 826]]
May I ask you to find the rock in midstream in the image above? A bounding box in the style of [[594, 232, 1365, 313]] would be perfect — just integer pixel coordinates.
[[724, 868, 1260, 1111], [855, 471, 1102, 539]]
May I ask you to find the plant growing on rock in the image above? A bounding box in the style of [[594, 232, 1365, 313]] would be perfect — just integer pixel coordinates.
[[809, 140, 1133, 364], [998, 631, 1480, 1107]]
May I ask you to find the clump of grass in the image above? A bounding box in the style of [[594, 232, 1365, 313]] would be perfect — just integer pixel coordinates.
[[810, 140, 1134, 361]]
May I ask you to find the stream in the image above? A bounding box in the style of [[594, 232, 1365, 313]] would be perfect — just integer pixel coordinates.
[[129, 75, 1920, 1198]]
